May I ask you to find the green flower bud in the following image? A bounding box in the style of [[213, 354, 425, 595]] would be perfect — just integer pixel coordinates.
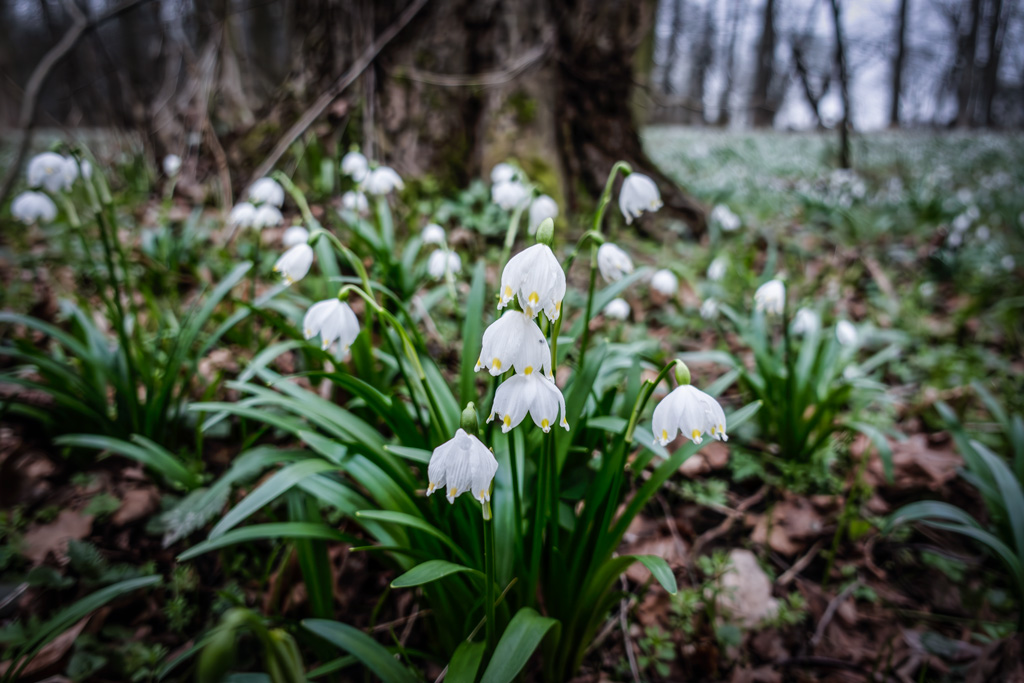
[[196, 621, 239, 683], [461, 402, 480, 435], [266, 629, 305, 683], [673, 360, 691, 386], [535, 217, 555, 247]]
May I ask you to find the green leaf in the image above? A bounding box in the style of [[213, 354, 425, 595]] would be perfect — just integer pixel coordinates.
[[460, 260, 487, 406], [354, 510, 471, 564], [391, 560, 484, 588], [480, 607, 560, 683], [383, 445, 432, 465], [54, 434, 200, 490], [179, 523, 354, 561], [445, 641, 485, 683], [635, 555, 678, 594], [302, 620, 418, 683], [848, 421, 893, 483]]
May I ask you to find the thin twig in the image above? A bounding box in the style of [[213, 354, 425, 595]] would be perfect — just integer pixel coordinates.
[[370, 608, 432, 633], [389, 36, 552, 87], [690, 484, 768, 558], [778, 538, 826, 586], [811, 579, 860, 648], [620, 576, 641, 683]]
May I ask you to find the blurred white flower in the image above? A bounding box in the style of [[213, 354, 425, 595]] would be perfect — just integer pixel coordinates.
[[273, 244, 314, 285], [652, 384, 727, 446], [228, 202, 258, 228], [427, 249, 462, 279], [791, 308, 820, 335], [11, 191, 57, 224], [341, 151, 369, 181], [248, 178, 285, 207], [303, 299, 361, 355], [27, 152, 71, 193], [488, 373, 569, 433], [975, 225, 990, 242], [422, 223, 446, 245], [426, 428, 499, 504], [835, 320, 858, 347], [951, 213, 971, 232], [1002, 255, 1015, 271], [707, 256, 727, 282], [492, 180, 530, 210], [603, 297, 630, 320], [700, 298, 719, 320], [754, 279, 785, 315], [79, 159, 92, 180], [918, 282, 936, 298], [475, 311, 551, 377], [163, 154, 182, 177], [341, 190, 369, 214], [528, 195, 558, 235], [491, 162, 518, 185], [597, 242, 634, 283], [282, 225, 309, 248], [498, 244, 565, 320], [253, 204, 284, 229], [362, 166, 404, 195], [948, 232, 963, 248], [711, 204, 741, 232], [650, 269, 678, 296], [618, 173, 662, 224]]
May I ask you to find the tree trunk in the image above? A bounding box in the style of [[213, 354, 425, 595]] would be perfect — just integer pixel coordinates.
[[956, 0, 982, 127], [829, 0, 851, 168], [889, 0, 908, 127], [751, 0, 777, 127], [716, 0, 744, 126], [683, 5, 713, 124], [980, 0, 1005, 126], [661, 0, 684, 95]]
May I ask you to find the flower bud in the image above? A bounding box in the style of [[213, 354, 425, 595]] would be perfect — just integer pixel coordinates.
[[673, 360, 691, 387], [461, 402, 480, 435], [535, 217, 554, 247]]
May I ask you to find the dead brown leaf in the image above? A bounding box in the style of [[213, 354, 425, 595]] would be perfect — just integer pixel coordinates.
[[867, 434, 961, 491], [21, 509, 93, 565], [111, 488, 160, 526], [0, 617, 88, 677]]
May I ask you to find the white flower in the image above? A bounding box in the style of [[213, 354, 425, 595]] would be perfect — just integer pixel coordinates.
[[618, 173, 662, 224], [341, 151, 369, 181], [650, 269, 678, 296], [27, 152, 72, 193], [498, 244, 566, 320], [836, 320, 859, 347], [488, 373, 569, 433], [79, 159, 92, 180], [341, 191, 369, 214], [652, 384, 727, 446], [492, 180, 530, 210], [475, 311, 551, 377], [707, 256, 727, 282], [273, 244, 314, 285], [711, 205, 741, 232], [754, 279, 785, 315], [597, 243, 634, 282], [791, 308, 820, 335], [248, 178, 285, 207], [11, 191, 57, 224], [528, 195, 559, 235], [426, 428, 499, 504], [282, 225, 309, 248], [253, 204, 284, 229], [1002, 255, 1015, 271], [422, 223, 446, 245], [700, 298, 719, 320], [603, 298, 630, 320], [163, 154, 182, 176], [229, 202, 258, 228], [975, 225, 990, 242], [362, 166, 404, 195], [427, 249, 462, 279], [303, 299, 361, 354], [491, 162, 518, 185]]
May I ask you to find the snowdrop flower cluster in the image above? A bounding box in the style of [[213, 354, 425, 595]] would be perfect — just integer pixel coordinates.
[[426, 428, 499, 504], [650, 269, 678, 296], [11, 191, 58, 224], [341, 191, 369, 215], [282, 226, 310, 248], [492, 179, 530, 211], [491, 163, 518, 185], [652, 367, 727, 446], [303, 299, 361, 357], [597, 243, 634, 282], [341, 151, 369, 182], [603, 297, 630, 320], [163, 154, 182, 177], [427, 249, 462, 279], [362, 166, 404, 195], [754, 279, 786, 315], [27, 152, 80, 193], [248, 177, 285, 207], [710, 204, 741, 232], [232, 178, 285, 229], [528, 195, 559, 235], [618, 173, 662, 224]]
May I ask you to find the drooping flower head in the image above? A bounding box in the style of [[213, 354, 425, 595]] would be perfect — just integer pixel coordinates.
[[488, 373, 569, 433], [341, 151, 369, 181], [273, 244, 314, 285], [754, 279, 786, 315], [597, 242, 634, 282], [707, 256, 727, 282], [27, 152, 73, 193], [603, 297, 631, 321], [475, 311, 551, 378], [229, 202, 258, 229], [248, 178, 285, 207], [341, 190, 369, 214], [652, 384, 727, 446], [528, 195, 559, 235], [282, 225, 310, 248], [426, 428, 499, 504], [303, 299, 361, 355], [11, 191, 58, 224], [491, 180, 530, 211], [835, 320, 859, 347], [490, 162, 518, 185], [498, 243, 566, 320], [711, 204, 741, 232], [427, 249, 462, 279], [618, 173, 662, 224], [700, 297, 719, 320], [362, 167, 404, 195], [253, 204, 284, 229], [791, 308, 820, 335], [421, 223, 446, 245], [650, 269, 679, 296], [163, 154, 182, 177]]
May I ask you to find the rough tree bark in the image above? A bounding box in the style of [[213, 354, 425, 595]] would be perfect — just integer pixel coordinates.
[[751, 0, 777, 127], [889, 0, 909, 127], [829, 0, 851, 168]]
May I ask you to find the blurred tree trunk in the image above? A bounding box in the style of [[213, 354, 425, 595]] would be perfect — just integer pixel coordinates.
[[751, 0, 777, 127], [889, 0, 908, 127], [956, 0, 982, 126], [980, 0, 1005, 126], [661, 0, 683, 94], [829, 0, 851, 168], [683, 5, 712, 124], [716, 0, 744, 126]]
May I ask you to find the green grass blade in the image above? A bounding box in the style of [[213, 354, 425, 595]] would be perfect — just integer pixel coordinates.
[[179, 523, 354, 561], [391, 560, 485, 588], [480, 607, 560, 683], [302, 619, 418, 683]]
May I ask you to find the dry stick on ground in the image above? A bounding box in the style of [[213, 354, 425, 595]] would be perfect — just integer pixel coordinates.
[[777, 538, 827, 586], [619, 575, 641, 683], [689, 484, 769, 559], [811, 578, 861, 648], [0, 0, 151, 207], [247, 0, 430, 186]]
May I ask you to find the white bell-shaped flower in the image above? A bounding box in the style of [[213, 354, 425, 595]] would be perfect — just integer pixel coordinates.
[[597, 242, 634, 282], [341, 151, 369, 181], [498, 244, 566, 320], [303, 299, 361, 354], [836, 320, 859, 347], [707, 256, 727, 282], [700, 298, 719, 320], [253, 204, 284, 229], [492, 180, 530, 211], [61, 157, 79, 189], [163, 154, 182, 176], [475, 311, 551, 377], [27, 152, 72, 193], [490, 162, 517, 185], [791, 308, 820, 335], [652, 384, 727, 446], [528, 195, 559, 235], [273, 244, 314, 285], [282, 225, 309, 248], [426, 428, 499, 504], [362, 167, 404, 195], [618, 173, 662, 224], [754, 279, 786, 315], [248, 178, 285, 207], [229, 202, 258, 228], [650, 269, 678, 296], [341, 190, 369, 214], [427, 249, 462, 279], [11, 191, 58, 224], [488, 373, 569, 433], [422, 223, 446, 245], [711, 204, 741, 232], [603, 297, 630, 320]]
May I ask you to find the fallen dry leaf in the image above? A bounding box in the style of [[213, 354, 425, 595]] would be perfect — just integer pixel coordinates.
[[750, 497, 825, 556], [111, 488, 160, 526], [0, 617, 88, 677], [20, 509, 94, 565], [866, 434, 961, 491]]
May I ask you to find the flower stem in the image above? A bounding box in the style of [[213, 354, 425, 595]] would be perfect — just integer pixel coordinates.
[[483, 508, 497, 652], [498, 202, 526, 270], [508, 432, 524, 568]]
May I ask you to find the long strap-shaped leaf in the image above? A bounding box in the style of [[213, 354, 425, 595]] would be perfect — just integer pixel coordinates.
[[302, 619, 418, 683], [479, 607, 560, 683]]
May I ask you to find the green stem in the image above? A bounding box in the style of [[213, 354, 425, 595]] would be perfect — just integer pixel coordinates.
[[483, 509, 497, 652], [529, 431, 548, 607], [498, 202, 527, 270], [508, 432, 524, 568]]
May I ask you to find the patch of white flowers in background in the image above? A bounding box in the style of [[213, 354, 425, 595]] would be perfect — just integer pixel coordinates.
[[282, 226, 309, 248], [27, 152, 78, 193], [653, 383, 727, 446], [754, 279, 786, 315], [700, 298, 719, 320], [421, 223, 446, 246], [707, 256, 727, 282], [603, 297, 630, 321], [618, 173, 662, 224], [11, 191, 58, 224], [497, 244, 566, 320], [596, 242, 634, 282], [303, 299, 361, 356], [341, 151, 369, 182], [492, 180, 530, 211], [362, 167, 404, 195], [835, 320, 859, 347], [427, 249, 462, 279], [247, 177, 285, 207], [476, 311, 551, 378], [273, 243, 314, 285], [528, 195, 559, 235], [488, 373, 569, 433], [650, 269, 678, 296], [229, 202, 258, 229], [163, 154, 182, 177], [342, 191, 369, 214], [490, 163, 518, 185], [791, 308, 820, 335], [711, 204, 741, 232], [426, 429, 499, 504]]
